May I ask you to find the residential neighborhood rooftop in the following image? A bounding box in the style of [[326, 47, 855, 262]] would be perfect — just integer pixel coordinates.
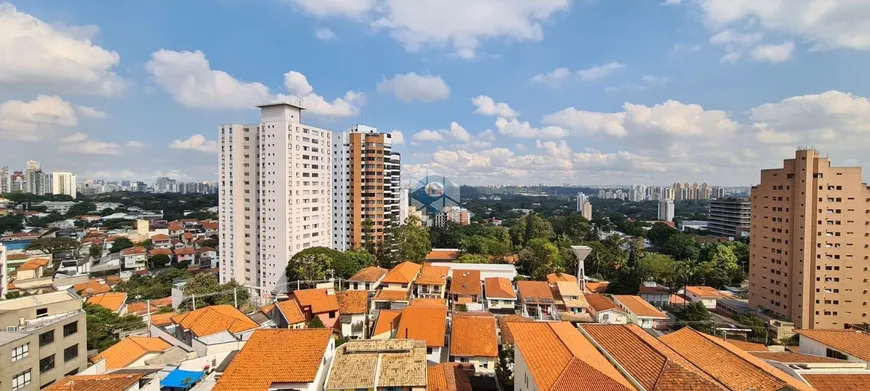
[[44, 373, 146, 391], [171, 304, 259, 337], [450, 313, 498, 358], [336, 290, 368, 314], [546, 272, 577, 284], [381, 261, 422, 284], [484, 277, 516, 299], [795, 329, 870, 362], [93, 336, 172, 369], [613, 295, 667, 318], [86, 292, 127, 313], [347, 266, 388, 283], [396, 304, 448, 348], [326, 339, 428, 390], [415, 264, 450, 285], [516, 280, 555, 304], [450, 269, 481, 296]]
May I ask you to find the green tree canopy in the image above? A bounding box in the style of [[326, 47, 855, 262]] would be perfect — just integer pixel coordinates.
[[456, 254, 489, 264], [551, 215, 591, 243], [388, 215, 431, 267], [286, 252, 333, 283], [638, 253, 677, 286], [26, 237, 81, 255], [85, 303, 146, 351], [677, 302, 713, 333], [509, 213, 554, 247], [150, 254, 171, 269], [663, 233, 700, 261], [647, 222, 678, 248], [65, 202, 97, 217], [518, 238, 560, 280], [110, 237, 134, 253], [177, 273, 249, 311]]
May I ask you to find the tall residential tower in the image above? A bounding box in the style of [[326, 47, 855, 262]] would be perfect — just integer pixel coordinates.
[[332, 125, 401, 252], [219, 103, 333, 293], [748, 149, 870, 329]]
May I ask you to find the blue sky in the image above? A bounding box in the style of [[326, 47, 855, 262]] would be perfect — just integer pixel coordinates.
[[2, 0, 870, 186]]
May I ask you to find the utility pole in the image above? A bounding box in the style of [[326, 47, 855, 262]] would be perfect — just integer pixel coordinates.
[[192, 296, 196, 311], [233, 288, 238, 308]]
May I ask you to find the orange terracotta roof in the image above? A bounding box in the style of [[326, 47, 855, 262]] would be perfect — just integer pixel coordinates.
[[348, 266, 388, 283], [718, 338, 768, 352], [415, 264, 450, 285], [86, 292, 127, 312], [586, 281, 610, 293], [582, 324, 728, 391], [670, 294, 688, 305], [659, 327, 814, 391], [151, 234, 170, 241], [121, 246, 146, 256], [336, 290, 368, 314], [426, 249, 460, 261], [685, 285, 724, 298], [149, 248, 173, 257], [7, 253, 29, 260], [484, 277, 516, 299], [584, 294, 619, 312], [171, 304, 259, 337], [516, 281, 554, 304], [803, 374, 870, 391], [260, 304, 275, 315], [381, 261, 422, 284], [214, 329, 333, 391], [751, 351, 846, 364], [174, 247, 195, 255], [450, 314, 497, 358], [546, 273, 577, 284], [18, 257, 49, 271], [795, 329, 870, 362], [126, 302, 157, 316], [396, 305, 447, 348], [638, 284, 670, 294], [411, 298, 448, 307], [73, 279, 111, 296], [613, 295, 667, 318], [94, 336, 171, 369], [202, 222, 219, 230], [450, 269, 481, 296], [196, 246, 216, 253], [275, 299, 306, 324], [374, 289, 410, 302], [509, 322, 634, 391], [44, 373, 144, 391], [428, 363, 473, 391], [292, 288, 339, 314], [148, 312, 175, 326], [150, 297, 172, 307], [183, 232, 193, 240], [498, 315, 534, 344], [168, 222, 183, 231], [372, 309, 402, 336]]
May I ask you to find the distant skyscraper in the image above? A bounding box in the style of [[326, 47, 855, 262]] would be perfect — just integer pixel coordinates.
[[707, 198, 750, 238], [749, 149, 870, 330], [0, 167, 8, 194], [598, 189, 606, 199], [576, 193, 592, 220], [657, 199, 674, 222], [51, 172, 77, 199]]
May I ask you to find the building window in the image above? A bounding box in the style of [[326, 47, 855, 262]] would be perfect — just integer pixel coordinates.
[[64, 344, 79, 362], [12, 370, 31, 390], [826, 348, 848, 360], [11, 343, 29, 361], [40, 355, 55, 373], [39, 330, 55, 346], [63, 321, 78, 337], [36, 308, 48, 318]]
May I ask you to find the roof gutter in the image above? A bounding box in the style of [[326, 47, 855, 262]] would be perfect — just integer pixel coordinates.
[[577, 325, 647, 391]]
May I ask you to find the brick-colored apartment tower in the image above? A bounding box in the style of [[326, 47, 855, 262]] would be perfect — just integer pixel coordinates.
[[749, 149, 870, 329]]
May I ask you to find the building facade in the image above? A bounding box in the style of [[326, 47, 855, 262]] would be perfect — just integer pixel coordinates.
[[0, 166, 8, 194], [219, 103, 333, 293], [50, 172, 76, 199], [0, 291, 88, 391], [576, 193, 592, 220], [748, 149, 870, 329], [332, 125, 400, 252], [657, 199, 674, 222], [707, 197, 750, 238]]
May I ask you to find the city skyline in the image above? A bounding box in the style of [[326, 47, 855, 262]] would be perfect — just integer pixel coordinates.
[[2, 2, 870, 186]]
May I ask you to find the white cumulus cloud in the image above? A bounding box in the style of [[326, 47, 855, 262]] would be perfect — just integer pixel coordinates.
[[169, 134, 218, 153], [0, 95, 78, 140], [314, 27, 336, 40], [279, 71, 364, 117], [472, 95, 518, 118], [377, 72, 450, 102], [751, 41, 795, 63]]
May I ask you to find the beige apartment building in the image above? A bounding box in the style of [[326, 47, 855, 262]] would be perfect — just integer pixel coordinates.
[[749, 149, 870, 330], [0, 291, 88, 390]]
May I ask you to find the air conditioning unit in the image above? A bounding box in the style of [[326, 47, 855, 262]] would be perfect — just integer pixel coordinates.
[[6, 326, 22, 332]]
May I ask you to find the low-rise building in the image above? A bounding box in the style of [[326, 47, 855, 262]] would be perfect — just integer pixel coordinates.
[[510, 321, 634, 391], [336, 290, 368, 339], [72, 279, 111, 297], [291, 288, 340, 329], [91, 336, 173, 371], [371, 309, 402, 340], [324, 339, 428, 391], [121, 247, 147, 270], [483, 277, 516, 312], [213, 329, 335, 391], [685, 286, 725, 309], [612, 295, 668, 329], [150, 234, 171, 249], [659, 327, 813, 391], [449, 269, 481, 307], [0, 291, 88, 390], [347, 266, 387, 292], [584, 294, 629, 324], [374, 262, 421, 310], [272, 299, 306, 329], [16, 258, 50, 280], [638, 281, 671, 307], [44, 372, 160, 391], [169, 305, 259, 356], [414, 264, 449, 299], [796, 329, 870, 364], [449, 313, 498, 375], [173, 247, 196, 265], [395, 302, 448, 363], [428, 363, 473, 391], [86, 292, 128, 314], [545, 273, 576, 285], [516, 281, 556, 320], [553, 281, 588, 317]]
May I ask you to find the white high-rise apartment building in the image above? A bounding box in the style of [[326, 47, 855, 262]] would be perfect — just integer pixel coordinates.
[[219, 103, 333, 293], [0, 167, 8, 194], [332, 125, 401, 252], [628, 185, 646, 202], [576, 193, 592, 220], [657, 199, 675, 222], [51, 171, 77, 199]]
